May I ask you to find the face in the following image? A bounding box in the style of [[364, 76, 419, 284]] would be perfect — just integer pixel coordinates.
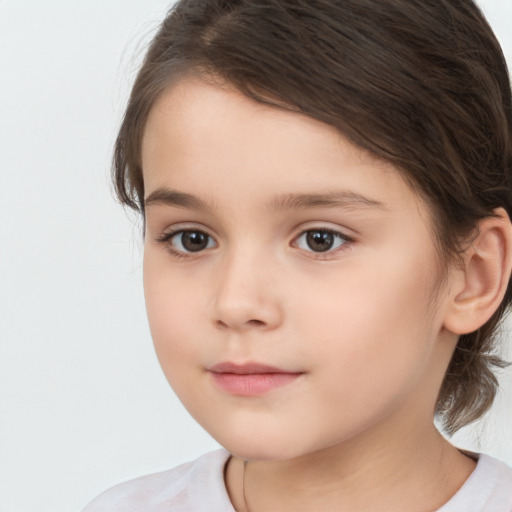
[[142, 77, 456, 461]]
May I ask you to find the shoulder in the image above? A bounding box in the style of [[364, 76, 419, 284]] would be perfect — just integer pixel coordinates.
[[82, 449, 233, 512], [438, 453, 512, 512]]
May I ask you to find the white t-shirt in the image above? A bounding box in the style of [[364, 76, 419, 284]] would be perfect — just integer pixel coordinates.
[[82, 449, 512, 512]]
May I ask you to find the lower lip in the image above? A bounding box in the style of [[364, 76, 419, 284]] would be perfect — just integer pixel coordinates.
[[210, 372, 302, 396]]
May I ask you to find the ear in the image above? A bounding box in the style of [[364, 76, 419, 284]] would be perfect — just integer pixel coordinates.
[[443, 208, 512, 335]]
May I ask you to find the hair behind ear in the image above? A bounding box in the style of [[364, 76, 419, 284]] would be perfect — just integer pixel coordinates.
[[437, 209, 512, 434]]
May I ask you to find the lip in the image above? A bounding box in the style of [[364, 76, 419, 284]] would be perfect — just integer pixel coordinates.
[[208, 362, 303, 396]]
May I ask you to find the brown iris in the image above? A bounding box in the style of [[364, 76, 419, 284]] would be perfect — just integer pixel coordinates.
[[306, 230, 335, 252]]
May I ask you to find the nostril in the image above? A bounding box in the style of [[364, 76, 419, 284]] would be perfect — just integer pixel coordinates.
[[247, 319, 265, 327], [216, 319, 229, 329], [214, 318, 266, 330]]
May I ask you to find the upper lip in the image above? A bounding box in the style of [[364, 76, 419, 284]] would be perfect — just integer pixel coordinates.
[[209, 362, 299, 374]]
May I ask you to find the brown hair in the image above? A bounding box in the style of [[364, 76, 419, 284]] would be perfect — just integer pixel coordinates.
[[114, 0, 512, 434]]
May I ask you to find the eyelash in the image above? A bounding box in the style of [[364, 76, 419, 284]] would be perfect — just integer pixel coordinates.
[[155, 227, 353, 259], [155, 229, 217, 259]]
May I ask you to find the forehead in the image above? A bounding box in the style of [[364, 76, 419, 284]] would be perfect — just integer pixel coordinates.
[[141, 77, 428, 221], [142, 76, 356, 166]]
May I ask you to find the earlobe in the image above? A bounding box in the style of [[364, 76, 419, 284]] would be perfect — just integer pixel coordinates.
[[443, 208, 512, 335]]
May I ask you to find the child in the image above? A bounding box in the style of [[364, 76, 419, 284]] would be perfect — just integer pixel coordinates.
[[84, 0, 512, 510]]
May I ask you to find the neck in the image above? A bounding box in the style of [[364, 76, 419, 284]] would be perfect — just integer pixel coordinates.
[[225, 421, 476, 512]]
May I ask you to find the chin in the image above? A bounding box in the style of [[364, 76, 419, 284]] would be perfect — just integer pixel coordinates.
[[211, 427, 317, 462], [226, 444, 300, 462]]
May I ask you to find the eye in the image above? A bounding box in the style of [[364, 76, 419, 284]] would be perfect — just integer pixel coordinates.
[[294, 229, 349, 253], [164, 230, 216, 254]]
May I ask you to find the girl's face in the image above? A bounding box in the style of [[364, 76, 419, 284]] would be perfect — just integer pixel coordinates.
[[142, 78, 457, 460]]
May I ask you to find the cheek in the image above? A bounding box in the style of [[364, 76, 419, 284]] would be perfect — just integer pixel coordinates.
[[297, 249, 434, 335], [143, 254, 205, 372], [294, 250, 438, 400]]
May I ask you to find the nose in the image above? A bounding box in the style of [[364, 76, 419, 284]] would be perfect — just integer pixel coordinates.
[[212, 250, 283, 332]]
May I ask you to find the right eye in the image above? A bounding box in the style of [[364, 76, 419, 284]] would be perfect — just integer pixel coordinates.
[[161, 230, 217, 254]]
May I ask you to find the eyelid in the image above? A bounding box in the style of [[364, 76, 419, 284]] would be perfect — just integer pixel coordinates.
[[154, 222, 215, 241]]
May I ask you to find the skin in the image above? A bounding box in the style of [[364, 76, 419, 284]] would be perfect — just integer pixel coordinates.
[[141, 77, 480, 511]]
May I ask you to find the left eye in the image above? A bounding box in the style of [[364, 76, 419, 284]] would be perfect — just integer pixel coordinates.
[[295, 229, 348, 253], [169, 230, 216, 253]]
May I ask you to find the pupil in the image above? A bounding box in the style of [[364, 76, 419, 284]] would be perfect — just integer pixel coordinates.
[[306, 230, 334, 252], [182, 231, 208, 252]]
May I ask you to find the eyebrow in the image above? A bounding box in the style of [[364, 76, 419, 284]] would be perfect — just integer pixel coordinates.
[[268, 191, 388, 212], [144, 188, 214, 211], [144, 187, 388, 212]]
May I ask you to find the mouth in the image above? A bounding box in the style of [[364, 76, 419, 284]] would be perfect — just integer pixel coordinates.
[[207, 362, 303, 396]]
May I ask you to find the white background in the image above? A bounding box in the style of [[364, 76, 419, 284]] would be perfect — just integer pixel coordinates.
[[0, 1, 511, 511]]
